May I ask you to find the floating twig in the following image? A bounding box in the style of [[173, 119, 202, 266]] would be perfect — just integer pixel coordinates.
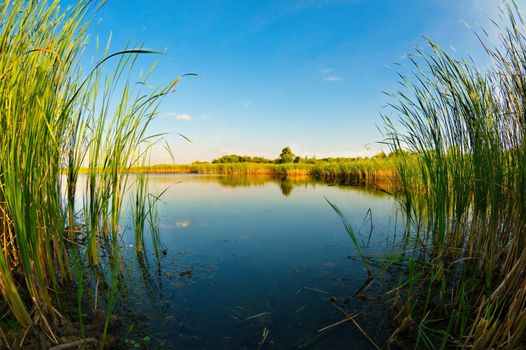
[[331, 303, 381, 350], [259, 327, 270, 346], [245, 311, 271, 320], [48, 338, 97, 350], [354, 275, 375, 296], [349, 317, 381, 350], [317, 313, 358, 333], [304, 287, 329, 295]]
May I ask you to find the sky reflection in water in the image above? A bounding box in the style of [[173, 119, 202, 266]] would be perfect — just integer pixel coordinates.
[[117, 175, 400, 349]]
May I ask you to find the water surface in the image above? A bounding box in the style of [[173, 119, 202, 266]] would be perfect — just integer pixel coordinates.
[[116, 175, 399, 349]]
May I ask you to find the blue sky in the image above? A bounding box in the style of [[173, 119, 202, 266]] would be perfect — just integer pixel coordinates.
[[84, 0, 509, 163]]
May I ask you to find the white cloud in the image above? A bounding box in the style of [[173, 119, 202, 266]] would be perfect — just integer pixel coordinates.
[[158, 112, 193, 121], [171, 113, 192, 122], [321, 67, 343, 81], [323, 76, 343, 81], [175, 113, 192, 121], [242, 101, 252, 108]]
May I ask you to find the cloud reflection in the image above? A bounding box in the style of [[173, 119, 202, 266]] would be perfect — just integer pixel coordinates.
[[176, 219, 192, 228]]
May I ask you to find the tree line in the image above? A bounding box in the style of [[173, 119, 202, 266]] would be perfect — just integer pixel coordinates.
[[208, 147, 391, 164]]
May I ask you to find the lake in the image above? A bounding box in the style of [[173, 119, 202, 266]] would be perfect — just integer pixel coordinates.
[[111, 174, 400, 349]]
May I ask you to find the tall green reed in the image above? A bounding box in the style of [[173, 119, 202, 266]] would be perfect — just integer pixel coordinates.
[[383, 3, 526, 348], [0, 0, 181, 345], [0, 0, 90, 332]]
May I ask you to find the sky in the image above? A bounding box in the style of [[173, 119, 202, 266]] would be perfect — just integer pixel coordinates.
[[80, 0, 514, 163]]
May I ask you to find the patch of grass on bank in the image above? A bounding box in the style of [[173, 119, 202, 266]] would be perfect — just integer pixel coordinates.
[[128, 162, 311, 175], [111, 156, 398, 186]]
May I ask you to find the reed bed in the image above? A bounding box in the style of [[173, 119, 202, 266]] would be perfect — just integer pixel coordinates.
[[309, 159, 395, 186], [123, 158, 397, 186], [128, 162, 307, 175], [383, 3, 526, 348], [0, 0, 178, 346]]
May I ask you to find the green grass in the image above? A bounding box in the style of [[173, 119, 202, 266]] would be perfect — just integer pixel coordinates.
[[0, 0, 179, 346], [114, 157, 397, 186], [125, 162, 311, 174], [381, 3, 526, 348]]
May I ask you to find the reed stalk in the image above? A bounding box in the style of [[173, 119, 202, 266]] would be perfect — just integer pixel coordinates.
[[0, 1, 180, 345], [383, 3, 526, 348]]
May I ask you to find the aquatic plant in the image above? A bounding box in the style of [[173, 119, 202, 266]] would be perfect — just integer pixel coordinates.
[[383, 2, 526, 348], [0, 0, 180, 346], [121, 158, 397, 187]]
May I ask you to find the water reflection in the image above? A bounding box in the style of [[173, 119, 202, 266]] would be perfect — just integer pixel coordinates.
[[112, 174, 399, 349], [279, 179, 294, 196], [176, 219, 192, 228], [145, 173, 392, 199]]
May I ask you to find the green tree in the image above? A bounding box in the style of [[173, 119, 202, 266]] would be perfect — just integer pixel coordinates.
[[277, 147, 295, 163]]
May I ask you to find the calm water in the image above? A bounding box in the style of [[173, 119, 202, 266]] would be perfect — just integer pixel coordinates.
[[112, 175, 400, 349]]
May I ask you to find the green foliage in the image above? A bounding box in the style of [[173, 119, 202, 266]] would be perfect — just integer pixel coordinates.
[[277, 147, 295, 163], [0, 0, 178, 343], [326, 199, 370, 271], [383, 3, 526, 348], [212, 154, 272, 163], [124, 156, 397, 187], [208, 149, 391, 165]]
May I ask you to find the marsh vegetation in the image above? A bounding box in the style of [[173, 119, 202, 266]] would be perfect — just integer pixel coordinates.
[[380, 3, 526, 348], [0, 0, 186, 347], [1, 0, 526, 349]]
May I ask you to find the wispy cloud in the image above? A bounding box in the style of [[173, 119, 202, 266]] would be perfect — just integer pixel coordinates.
[[176, 113, 193, 121], [323, 76, 343, 81], [321, 67, 343, 82], [253, 0, 360, 31], [158, 112, 193, 121], [227, 0, 360, 44], [242, 101, 252, 109]]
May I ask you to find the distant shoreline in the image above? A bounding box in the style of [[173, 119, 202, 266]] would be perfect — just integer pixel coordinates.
[[79, 160, 396, 186]]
